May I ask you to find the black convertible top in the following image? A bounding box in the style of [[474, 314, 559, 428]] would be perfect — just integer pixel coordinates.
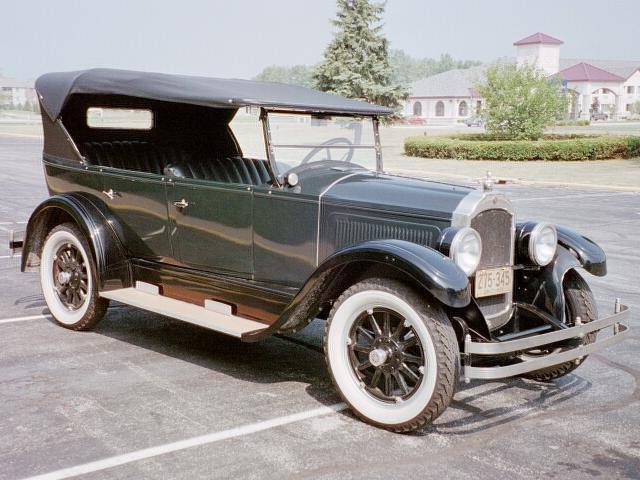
[[36, 68, 393, 120]]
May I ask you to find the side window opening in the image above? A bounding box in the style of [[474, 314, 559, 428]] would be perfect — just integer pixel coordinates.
[[79, 103, 272, 186], [86, 107, 153, 130]]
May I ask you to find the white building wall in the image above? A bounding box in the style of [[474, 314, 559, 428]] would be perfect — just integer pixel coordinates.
[[623, 70, 640, 114], [516, 43, 560, 75], [404, 97, 478, 123]]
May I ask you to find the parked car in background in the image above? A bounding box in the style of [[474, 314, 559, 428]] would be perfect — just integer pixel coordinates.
[[591, 111, 609, 121], [12, 68, 630, 433], [464, 115, 484, 127], [405, 115, 427, 125]]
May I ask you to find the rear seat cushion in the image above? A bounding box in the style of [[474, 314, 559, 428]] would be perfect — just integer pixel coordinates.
[[83, 141, 271, 185], [82, 141, 188, 175]]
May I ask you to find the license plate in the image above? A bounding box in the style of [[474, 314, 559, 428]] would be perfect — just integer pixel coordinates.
[[475, 267, 512, 298]]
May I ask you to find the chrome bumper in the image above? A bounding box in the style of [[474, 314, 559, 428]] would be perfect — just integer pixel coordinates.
[[462, 300, 630, 381], [8, 228, 24, 257]]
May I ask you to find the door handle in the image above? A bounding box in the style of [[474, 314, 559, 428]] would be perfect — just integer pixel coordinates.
[[173, 198, 189, 209], [102, 188, 117, 200]]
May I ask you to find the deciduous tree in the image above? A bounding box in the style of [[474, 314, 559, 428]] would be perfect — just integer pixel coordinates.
[[475, 62, 568, 140]]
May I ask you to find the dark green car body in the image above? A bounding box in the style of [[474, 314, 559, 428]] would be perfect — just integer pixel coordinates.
[[21, 69, 623, 355]]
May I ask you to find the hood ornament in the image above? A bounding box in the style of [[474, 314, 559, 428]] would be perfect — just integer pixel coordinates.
[[481, 171, 494, 192]]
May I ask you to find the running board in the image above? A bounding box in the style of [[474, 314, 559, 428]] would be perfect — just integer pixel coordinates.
[[99, 283, 267, 338]]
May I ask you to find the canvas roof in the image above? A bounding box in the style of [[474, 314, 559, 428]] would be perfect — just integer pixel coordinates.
[[35, 68, 393, 120]]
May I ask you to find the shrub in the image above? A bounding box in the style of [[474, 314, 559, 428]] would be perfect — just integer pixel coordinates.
[[404, 135, 640, 161], [475, 62, 568, 140], [553, 119, 590, 126]]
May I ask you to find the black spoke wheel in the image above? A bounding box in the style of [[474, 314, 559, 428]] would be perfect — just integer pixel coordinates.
[[52, 242, 89, 311], [348, 308, 425, 402], [40, 223, 108, 330], [324, 278, 459, 433]]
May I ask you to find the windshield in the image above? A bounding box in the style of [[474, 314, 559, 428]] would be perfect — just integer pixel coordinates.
[[267, 112, 378, 175]]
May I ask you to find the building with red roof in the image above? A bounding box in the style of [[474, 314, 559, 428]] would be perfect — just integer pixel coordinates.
[[404, 33, 640, 122]]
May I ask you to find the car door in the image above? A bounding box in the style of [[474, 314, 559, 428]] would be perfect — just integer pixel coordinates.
[[252, 184, 319, 286], [168, 177, 253, 276], [100, 167, 172, 261]]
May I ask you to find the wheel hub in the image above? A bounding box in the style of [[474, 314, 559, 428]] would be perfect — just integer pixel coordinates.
[[57, 271, 72, 285], [368, 348, 389, 367], [348, 308, 425, 402]]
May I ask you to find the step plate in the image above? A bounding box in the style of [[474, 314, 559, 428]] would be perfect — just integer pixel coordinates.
[[100, 287, 267, 338]]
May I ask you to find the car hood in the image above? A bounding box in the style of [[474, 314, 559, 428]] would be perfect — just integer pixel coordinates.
[[313, 169, 473, 221]]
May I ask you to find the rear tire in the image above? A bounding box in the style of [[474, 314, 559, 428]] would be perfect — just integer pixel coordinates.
[[40, 223, 108, 330], [324, 278, 459, 433], [521, 272, 597, 382]]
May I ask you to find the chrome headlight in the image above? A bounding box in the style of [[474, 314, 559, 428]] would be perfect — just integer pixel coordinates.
[[528, 223, 557, 266], [449, 227, 482, 276]]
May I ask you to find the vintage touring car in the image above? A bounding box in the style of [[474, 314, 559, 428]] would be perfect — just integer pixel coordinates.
[[11, 69, 629, 432]]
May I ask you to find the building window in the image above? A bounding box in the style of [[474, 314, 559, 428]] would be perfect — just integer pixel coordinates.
[[476, 100, 482, 114], [435, 101, 445, 117], [413, 101, 422, 116], [627, 104, 632, 112], [458, 101, 468, 117], [627, 86, 635, 94]]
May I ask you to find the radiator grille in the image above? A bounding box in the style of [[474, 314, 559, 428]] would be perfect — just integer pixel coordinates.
[[471, 209, 513, 269], [470, 208, 514, 329], [334, 217, 438, 250]]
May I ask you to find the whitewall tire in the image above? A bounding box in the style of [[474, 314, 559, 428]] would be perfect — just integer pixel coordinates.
[[40, 223, 108, 330], [324, 278, 459, 432]]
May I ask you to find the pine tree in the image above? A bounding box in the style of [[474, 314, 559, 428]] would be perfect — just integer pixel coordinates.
[[314, 0, 407, 111]]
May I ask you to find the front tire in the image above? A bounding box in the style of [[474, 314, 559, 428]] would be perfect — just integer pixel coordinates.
[[324, 279, 459, 433], [40, 223, 108, 330], [521, 272, 597, 382]]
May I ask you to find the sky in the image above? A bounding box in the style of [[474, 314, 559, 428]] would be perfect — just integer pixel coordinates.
[[2, 0, 638, 81]]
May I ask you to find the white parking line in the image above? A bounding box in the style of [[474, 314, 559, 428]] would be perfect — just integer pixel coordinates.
[[0, 313, 50, 324], [0, 306, 129, 325], [21, 403, 347, 480], [0, 254, 21, 259]]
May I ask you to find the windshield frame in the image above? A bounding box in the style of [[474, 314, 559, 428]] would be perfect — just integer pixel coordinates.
[[260, 109, 383, 186]]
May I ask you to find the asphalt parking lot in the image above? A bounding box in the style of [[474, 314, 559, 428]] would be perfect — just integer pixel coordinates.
[[1, 136, 639, 479]]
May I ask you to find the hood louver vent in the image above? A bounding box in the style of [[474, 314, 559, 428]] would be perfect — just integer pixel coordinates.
[[335, 217, 439, 250]]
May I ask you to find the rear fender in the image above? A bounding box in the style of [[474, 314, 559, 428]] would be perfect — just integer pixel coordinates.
[[22, 193, 131, 291], [244, 239, 471, 342]]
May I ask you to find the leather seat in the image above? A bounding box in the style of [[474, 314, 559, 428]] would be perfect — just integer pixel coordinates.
[[83, 141, 271, 185], [82, 141, 187, 175], [174, 155, 271, 185]]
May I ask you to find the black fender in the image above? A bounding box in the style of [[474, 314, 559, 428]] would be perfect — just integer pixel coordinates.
[[22, 193, 131, 291], [244, 239, 470, 342], [556, 225, 606, 276], [515, 222, 606, 322]]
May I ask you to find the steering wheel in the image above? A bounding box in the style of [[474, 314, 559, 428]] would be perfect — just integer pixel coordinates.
[[301, 137, 354, 165]]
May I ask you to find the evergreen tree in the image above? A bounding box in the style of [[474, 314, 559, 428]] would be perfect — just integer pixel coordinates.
[[314, 0, 407, 111]]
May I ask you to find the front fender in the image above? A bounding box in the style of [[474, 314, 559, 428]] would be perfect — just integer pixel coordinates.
[[22, 193, 131, 290], [244, 239, 470, 342], [516, 245, 582, 323], [514, 223, 606, 322], [556, 225, 606, 276]]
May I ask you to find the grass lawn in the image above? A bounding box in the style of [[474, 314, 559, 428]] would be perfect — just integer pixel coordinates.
[[382, 123, 640, 191], [1, 118, 638, 190], [0, 123, 43, 137]]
